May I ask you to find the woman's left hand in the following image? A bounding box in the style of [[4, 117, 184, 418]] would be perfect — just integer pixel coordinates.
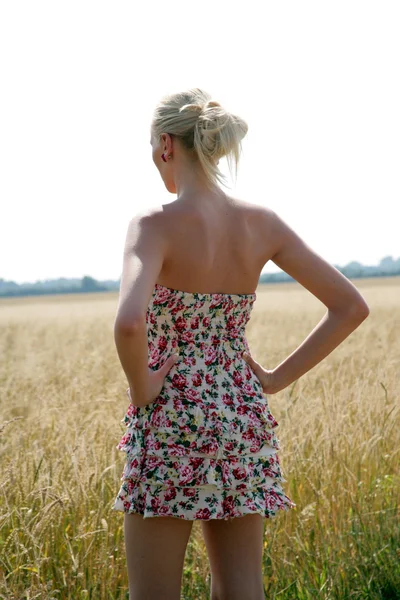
[[129, 353, 180, 407]]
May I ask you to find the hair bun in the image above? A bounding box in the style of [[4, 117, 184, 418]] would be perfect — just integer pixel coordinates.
[[152, 87, 248, 190], [204, 100, 221, 109], [179, 103, 203, 115]]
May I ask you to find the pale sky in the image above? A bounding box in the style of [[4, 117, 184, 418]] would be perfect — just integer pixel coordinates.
[[1, 1, 399, 285]]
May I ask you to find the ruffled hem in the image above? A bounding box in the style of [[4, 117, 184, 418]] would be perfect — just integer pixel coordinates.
[[117, 388, 282, 460], [111, 481, 295, 520], [119, 446, 286, 490], [113, 388, 296, 520]]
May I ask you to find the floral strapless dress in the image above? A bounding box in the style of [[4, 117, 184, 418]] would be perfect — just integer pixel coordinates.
[[111, 283, 295, 520]]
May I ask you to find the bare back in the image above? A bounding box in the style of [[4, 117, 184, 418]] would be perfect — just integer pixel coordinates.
[[156, 194, 273, 295], [117, 191, 369, 327]]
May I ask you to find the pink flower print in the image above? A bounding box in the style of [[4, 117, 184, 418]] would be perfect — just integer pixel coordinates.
[[181, 330, 195, 344], [222, 393, 234, 407], [232, 467, 247, 480], [168, 443, 187, 457], [183, 355, 196, 366], [149, 345, 161, 367], [224, 441, 235, 453], [189, 457, 204, 470], [199, 438, 219, 455], [195, 508, 211, 519], [113, 284, 294, 520], [190, 316, 200, 329], [178, 465, 194, 485], [125, 401, 137, 417], [186, 388, 201, 402], [154, 287, 172, 304], [244, 498, 258, 511], [204, 347, 217, 366], [233, 371, 243, 386], [221, 461, 233, 485], [267, 413, 279, 428], [243, 383, 256, 396], [211, 335, 221, 347], [177, 417, 190, 430], [250, 438, 262, 453], [248, 411, 263, 427], [164, 488, 177, 501], [158, 505, 173, 516], [151, 497, 161, 512], [210, 295, 224, 308], [265, 490, 280, 511], [127, 480, 136, 494], [116, 432, 131, 450], [191, 373, 202, 387], [146, 437, 159, 451], [172, 373, 187, 390], [150, 407, 170, 428], [175, 316, 187, 332], [222, 495, 235, 515], [173, 397, 184, 412], [171, 301, 185, 315], [234, 483, 246, 491], [224, 298, 235, 312], [158, 337, 168, 352], [263, 466, 277, 479], [146, 455, 162, 470], [224, 357, 233, 370], [226, 315, 237, 330], [242, 429, 256, 441]]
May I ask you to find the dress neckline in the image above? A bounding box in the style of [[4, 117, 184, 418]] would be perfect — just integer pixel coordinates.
[[154, 282, 257, 299]]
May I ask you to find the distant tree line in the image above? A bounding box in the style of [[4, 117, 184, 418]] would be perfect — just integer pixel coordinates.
[[259, 255, 400, 284], [1, 255, 399, 298]]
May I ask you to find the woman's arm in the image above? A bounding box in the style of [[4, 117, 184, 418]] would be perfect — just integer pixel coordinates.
[[114, 210, 169, 407], [244, 209, 370, 394]]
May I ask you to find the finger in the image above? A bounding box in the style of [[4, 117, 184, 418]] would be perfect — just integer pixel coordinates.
[[242, 352, 262, 374], [159, 353, 179, 376]]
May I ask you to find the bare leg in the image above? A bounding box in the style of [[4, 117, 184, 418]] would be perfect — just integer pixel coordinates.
[[123, 512, 193, 600], [201, 513, 265, 600]]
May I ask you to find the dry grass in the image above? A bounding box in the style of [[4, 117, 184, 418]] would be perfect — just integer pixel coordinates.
[[0, 277, 399, 599]]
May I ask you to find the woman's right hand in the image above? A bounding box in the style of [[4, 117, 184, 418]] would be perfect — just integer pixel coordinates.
[[242, 351, 280, 395]]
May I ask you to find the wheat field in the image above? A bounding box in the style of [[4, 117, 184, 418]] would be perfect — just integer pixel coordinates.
[[0, 277, 399, 599]]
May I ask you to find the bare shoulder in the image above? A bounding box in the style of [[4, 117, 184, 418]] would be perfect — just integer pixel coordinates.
[[227, 195, 272, 215], [230, 199, 369, 316], [124, 205, 168, 251], [228, 196, 277, 235], [262, 207, 370, 316], [127, 204, 168, 229]]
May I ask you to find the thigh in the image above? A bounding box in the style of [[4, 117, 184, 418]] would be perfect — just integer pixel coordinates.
[[124, 512, 194, 600], [201, 513, 265, 600]]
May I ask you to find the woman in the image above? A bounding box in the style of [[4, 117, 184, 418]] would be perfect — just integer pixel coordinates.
[[111, 88, 370, 600]]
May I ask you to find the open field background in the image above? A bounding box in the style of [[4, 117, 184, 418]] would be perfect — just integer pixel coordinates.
[[1, 277, 399, 599]]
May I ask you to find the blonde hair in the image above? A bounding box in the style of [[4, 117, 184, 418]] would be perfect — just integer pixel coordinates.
[[151, 88, 248, 189]]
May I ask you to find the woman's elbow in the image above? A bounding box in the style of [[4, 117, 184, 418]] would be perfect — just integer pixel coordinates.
[[346, 299, 370, 322], [114, 315, 147, 336]]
